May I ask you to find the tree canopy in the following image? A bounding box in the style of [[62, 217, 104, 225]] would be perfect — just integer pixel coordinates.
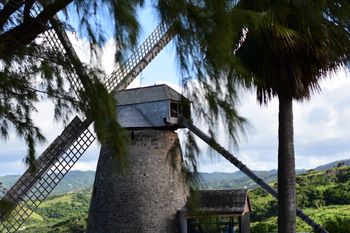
[[0, 0, 145, 167]]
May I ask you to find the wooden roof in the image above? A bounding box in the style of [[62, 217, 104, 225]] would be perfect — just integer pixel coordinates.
[[182, 189, 251, 216], [116, 84, 188, 105]]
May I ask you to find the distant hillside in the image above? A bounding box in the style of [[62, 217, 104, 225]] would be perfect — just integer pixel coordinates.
[[0, 159, 348, 196], [314, 158, 350, 171], [0, 171, 95, 197], [197, 169, 305, 190], [0, 169, 297, 195]]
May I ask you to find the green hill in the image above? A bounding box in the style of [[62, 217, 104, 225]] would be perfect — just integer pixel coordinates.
[[1, 159, 348, 196], [250, 166, 350, 233], [19, 191, 91, 233], [314, 159, 350, 171]]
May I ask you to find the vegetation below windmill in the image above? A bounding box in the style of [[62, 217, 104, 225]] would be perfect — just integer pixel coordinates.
[[18, 191, 91, 233], [11, 165, 350, 232]]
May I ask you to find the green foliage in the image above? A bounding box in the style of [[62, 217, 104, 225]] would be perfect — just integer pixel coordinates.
[[0, 198, 16, 218], [79, 75, 129, 173], [35, 192, 90, 219], [251, 218, 277, 233], [251, 205, 350, 233], [250, 167, 350, 232], [335, 168, 350, 182], [21, 215, 87, 233], [323, 216, 350, 233], [324, 182, 350, 205], [18, 191, 91, 233], [0, 42, 68, 167], [157, 0, 350, 131], [251, 199, 277, 222], [2, 2, 350, 231], [297, 186, 325, 208]]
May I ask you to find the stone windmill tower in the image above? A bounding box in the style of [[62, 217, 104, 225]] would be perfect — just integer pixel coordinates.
[[87, 85, 191, 233]]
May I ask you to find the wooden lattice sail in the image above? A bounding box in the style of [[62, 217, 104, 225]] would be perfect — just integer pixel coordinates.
[[0, 117, 95, 232], [0, 183, 7, 197]]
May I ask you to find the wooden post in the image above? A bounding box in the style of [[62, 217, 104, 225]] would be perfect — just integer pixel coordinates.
[[239, 214, 250, 233]]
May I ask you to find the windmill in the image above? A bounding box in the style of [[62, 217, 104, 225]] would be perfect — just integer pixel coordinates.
[[0, 2, 328, 233]]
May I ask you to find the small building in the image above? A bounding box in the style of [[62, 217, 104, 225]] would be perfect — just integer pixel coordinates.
[[179, 189, 251, 233], [116, 84, 190, 129]]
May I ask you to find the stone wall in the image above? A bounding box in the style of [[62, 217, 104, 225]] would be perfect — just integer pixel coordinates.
[[87, 129, 188, 233]]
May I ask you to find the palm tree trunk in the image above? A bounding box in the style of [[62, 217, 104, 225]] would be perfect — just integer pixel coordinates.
[[278, 94, 296, 233]]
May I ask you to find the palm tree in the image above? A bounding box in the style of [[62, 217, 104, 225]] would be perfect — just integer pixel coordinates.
[[158, 0, 350, 232], [234, 1, 350, 231]]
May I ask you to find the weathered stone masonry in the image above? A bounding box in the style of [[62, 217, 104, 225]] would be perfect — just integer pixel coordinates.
[[87, 129, 188, 233]]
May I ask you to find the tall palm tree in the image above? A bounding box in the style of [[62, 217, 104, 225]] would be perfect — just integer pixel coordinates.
[[234, 1, 350, 232], [158, 0, 350, 232]]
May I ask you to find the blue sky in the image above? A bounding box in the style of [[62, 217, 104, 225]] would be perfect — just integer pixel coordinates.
[[0, 3, 350, 175]]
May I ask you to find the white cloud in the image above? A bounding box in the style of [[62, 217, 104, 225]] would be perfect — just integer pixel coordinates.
[[67, 32, 120, 75], [71, 161, 98, 171], [199, 161, 239, 173], [229, 68, 350, 171], [182, 67, 350, 173]]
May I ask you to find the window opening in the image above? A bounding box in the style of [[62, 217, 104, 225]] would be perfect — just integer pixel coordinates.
[[170, 102, 183, 117]]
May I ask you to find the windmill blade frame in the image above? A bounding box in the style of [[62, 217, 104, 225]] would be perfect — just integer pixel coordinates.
[[0, 116, 95, 233]]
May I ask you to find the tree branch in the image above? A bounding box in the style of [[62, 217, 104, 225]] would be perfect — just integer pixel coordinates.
[[0, 85, 77, 103], [0, 0, 73, 58], [24, 0, 36, 23], [0, 0, 24, 31]]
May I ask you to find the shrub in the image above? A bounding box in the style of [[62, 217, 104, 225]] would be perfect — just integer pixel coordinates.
[[323, 216, 350, 233], [324, 183, 350, 205]]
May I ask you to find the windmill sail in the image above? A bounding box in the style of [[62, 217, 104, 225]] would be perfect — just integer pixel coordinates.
[[0, 183, 7, 197], [0, 117, 95, 232], [179, 117, 329, 233], [105, 22, 174, 92], [0, 10, 174, 233], [32, 3, 84, 95]]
